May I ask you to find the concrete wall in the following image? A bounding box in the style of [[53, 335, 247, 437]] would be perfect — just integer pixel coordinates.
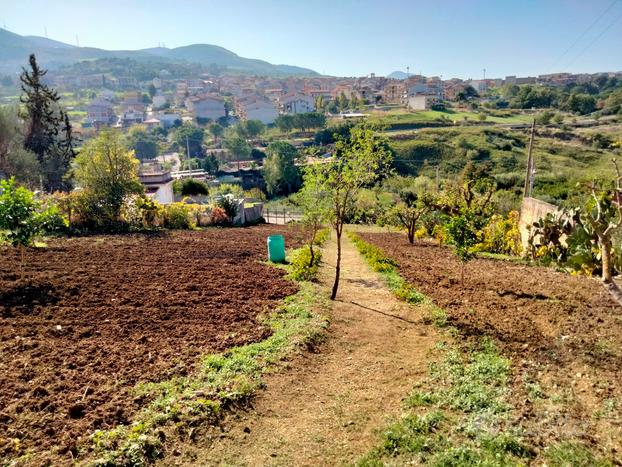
[[519, 197, 560, 251]]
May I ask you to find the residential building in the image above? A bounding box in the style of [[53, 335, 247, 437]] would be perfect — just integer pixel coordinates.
[[279, 94, 315, 114], [235, 96, 278, 124], [186, 94, 226, 121], [139, 167, 174, 204], [86, 99, 115, 127], [406, 95, 439, 110]]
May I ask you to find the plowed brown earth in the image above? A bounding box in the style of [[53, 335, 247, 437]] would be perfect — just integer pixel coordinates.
[[0, 226, 305, 464], [360, 233, 622, 458]]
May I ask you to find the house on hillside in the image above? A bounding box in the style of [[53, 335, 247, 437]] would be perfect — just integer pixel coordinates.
[[186, 95, 226, 121], [279, 94, 315, 114], [235, 96, 278, 124], [85, 99, 115, 127], [406, 95, 440, 110]]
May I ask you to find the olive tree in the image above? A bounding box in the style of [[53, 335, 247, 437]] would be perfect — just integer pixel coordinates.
[[302, 125, 392, 300]]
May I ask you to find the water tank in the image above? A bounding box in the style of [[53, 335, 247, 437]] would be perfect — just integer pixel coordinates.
[[267, 235, 286, 263]]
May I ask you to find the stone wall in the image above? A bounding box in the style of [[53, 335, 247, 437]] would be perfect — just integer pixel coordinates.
[[519, 197, 560, 251]]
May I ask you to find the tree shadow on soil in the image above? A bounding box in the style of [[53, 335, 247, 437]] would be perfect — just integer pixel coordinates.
[[337, 299, 421, 326], [0, 282, 61, 315]]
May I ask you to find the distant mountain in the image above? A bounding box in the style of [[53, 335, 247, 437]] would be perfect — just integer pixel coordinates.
[[0, 28, 319, 77], [387, 71, 411, 79]]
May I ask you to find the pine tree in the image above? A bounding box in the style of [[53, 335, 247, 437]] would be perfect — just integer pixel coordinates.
[[20, 54, 75, 192]]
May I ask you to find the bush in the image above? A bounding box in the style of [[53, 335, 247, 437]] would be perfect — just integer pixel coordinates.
[[210, 206, 229, 225], [215, 196, 239, 224], [163, 203, 194, 229], [476, 211, 522, 256], [0, 178, 62, 246], [173, 178, 209, 197], [290, 245, 322, 281]]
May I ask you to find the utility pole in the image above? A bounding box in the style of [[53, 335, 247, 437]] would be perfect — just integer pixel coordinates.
[[186, 136, 190, 165], [523, 119, 536, 198]]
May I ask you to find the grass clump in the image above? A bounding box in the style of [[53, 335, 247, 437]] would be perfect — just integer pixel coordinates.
[[545, 442, 612, 467], [348, 232, 429, 307], [357, 338, 535, 466], [87, 277, 329, 465]]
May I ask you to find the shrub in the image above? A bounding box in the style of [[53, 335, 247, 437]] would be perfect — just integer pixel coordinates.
[[290, 245, 322, 281], [173, 178, 209, 197], [0, 178, 56, 246], [163, 203, 194, 229], [210, 206, 229, 225], [215, 196, 239, 224], [477, 211, 522, 256]]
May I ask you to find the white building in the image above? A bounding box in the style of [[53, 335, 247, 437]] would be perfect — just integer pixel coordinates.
[[406, 95, 439, 110], [186, 95, 226, 121], [139, 170, 174, 204], [236, 96, 278, 124], [279, 94, 315, 114], [152, 93, 168, 109]]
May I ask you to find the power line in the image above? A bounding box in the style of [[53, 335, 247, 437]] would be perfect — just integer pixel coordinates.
[[549, 0, 619, 71], [565, 7, 622, 69]]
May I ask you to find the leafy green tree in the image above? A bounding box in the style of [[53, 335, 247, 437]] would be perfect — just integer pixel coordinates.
[[566, 93, 596, 115], [20, 54, 75, 191], [446, 208, 485, 285], [302, 125, 392, 299], [173, 124, 205, 158], [208, 123, 224, 146], [223, 135, 251, 162], [73, 130, 143, 223], [242, 120, 266, 139], [295, 172, 329, 267], [275, 114, 295, 133], [0, 178, 60, 279], [0, 106, 40, 186], [202, 153, 220, 174], [387, 180, 433, 244], [263, 141, 301, 196], [126, 126, 159, 160], [147, 83, 157, 98]]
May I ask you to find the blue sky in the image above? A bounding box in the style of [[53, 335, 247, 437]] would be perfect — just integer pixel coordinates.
[[1, 0, 621, 78]]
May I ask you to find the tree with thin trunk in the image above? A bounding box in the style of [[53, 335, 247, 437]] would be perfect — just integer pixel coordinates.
[[302, 125, 392, 300], [579, 159, 622, 305], [296, 171, 330, 266]]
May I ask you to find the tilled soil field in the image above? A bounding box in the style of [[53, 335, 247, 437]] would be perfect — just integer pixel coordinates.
[[0, 226, 305, 464], [360, 233, 622, 459]]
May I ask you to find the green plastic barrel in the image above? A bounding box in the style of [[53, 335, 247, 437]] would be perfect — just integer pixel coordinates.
[[267, 235, 286, 263]]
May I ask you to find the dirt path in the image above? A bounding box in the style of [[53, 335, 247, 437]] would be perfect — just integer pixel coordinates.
[[178, 232, 437, 466]]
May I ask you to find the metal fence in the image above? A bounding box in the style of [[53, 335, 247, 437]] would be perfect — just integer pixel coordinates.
[[263, 208, 303, 225]]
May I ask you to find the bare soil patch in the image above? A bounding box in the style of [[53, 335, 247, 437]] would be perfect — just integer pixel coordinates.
[[0, 225, 305, 464], [360, 233, 622, 458]]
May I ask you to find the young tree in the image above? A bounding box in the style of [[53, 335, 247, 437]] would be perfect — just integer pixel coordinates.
[[579, 160, 622, 305], [295, 170, 329, 267], [303, 125, 392, 300], [20, 54, 75, 191], [263, 141, 301, 196], [73, 130, 143, 223], [389, 187, 431, 244], [0, 178, 56, 280]]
